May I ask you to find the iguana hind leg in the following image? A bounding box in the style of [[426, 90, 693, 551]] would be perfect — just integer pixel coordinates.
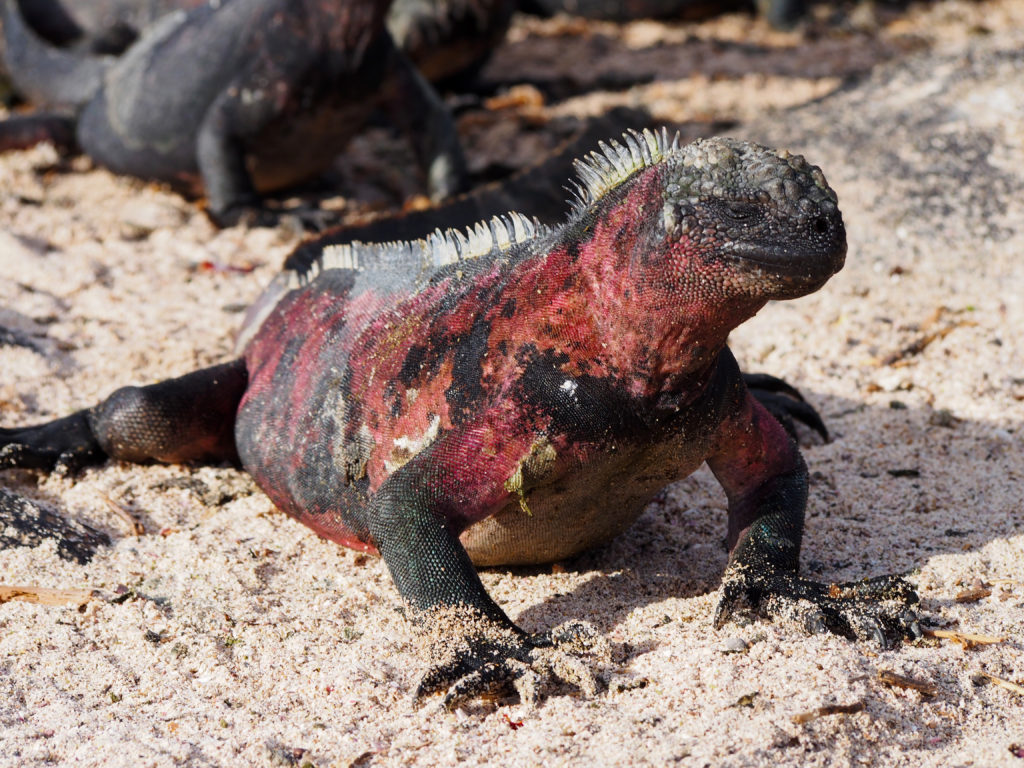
[[0, 359, 247, 472]]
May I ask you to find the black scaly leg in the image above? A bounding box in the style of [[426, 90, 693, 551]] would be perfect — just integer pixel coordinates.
[[1, 359, 248, 472]]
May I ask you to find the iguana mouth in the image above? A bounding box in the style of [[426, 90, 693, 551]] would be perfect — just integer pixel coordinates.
[[726, 239, 846, 279], [723, 205, 847, 286]]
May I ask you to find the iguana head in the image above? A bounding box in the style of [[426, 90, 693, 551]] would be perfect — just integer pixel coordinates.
[[572, 132, 846, 307], [659, 136, 846, 300], [563, 131, 846, 387]]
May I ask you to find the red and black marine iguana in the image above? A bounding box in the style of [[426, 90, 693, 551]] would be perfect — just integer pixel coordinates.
[[0, 129, 920, 706]]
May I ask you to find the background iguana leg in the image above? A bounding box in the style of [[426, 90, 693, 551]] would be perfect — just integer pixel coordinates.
[[194, 84, 268, 227], [0, 359, 247, 471], [708, 389, 919, 647], [382, 38, 468, 201], [0, 113, 77, 153]]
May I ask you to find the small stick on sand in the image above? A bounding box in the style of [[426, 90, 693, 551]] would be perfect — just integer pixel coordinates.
[[924, 629, 1006, 648], [973, 671, 1024, 696], [877, 669, 939, 696], [0, 584, 95, 606], [101, 493, 146, 536], [791, 701, 865, 724]]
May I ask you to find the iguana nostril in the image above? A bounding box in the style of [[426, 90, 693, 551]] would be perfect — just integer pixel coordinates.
[[814, 216, 830, 235]]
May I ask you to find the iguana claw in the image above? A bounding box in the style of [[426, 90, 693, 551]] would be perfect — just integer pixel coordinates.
[[716, 566, 921, 648], [743, 372, 829, 442], [416, 619, 605, 709]]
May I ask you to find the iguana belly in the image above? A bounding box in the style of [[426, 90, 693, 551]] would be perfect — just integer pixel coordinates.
[[461, 439, 706, 566]]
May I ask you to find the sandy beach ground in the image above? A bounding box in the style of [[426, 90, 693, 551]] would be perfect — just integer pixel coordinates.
[[1, 1, 1022, 765]]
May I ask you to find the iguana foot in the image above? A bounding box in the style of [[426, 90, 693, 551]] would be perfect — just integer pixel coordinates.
[[743, 372, 828, 442], [208, 201, 336, 232], [715, 567, 921, 650], [416, 617, 605, 709], [0, 412, 104, 474]]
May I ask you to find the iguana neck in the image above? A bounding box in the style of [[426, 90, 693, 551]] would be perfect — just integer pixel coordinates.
[[516, 165, 766, 401]]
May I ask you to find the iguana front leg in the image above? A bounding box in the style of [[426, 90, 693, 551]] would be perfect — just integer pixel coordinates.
[[362, 419, 602, 708], [195, 83, 272, 228], [708, 390, 920, 648]]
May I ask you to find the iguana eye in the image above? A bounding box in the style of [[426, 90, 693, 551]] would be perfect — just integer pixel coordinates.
[[724, 202, 759, 221]]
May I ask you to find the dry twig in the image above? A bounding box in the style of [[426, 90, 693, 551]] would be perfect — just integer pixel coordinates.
[[954, 587, 992, 603], [877, 669, 939, 696], [791, 701, 865, 724], [973, 671, 1024, 696], [924, 629, 1005, 649], [0, 584, 95, 606], [101, 493, 146, 536]]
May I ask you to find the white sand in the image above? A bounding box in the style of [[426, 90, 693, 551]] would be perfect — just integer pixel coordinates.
[[1, 2, 1022, 766]]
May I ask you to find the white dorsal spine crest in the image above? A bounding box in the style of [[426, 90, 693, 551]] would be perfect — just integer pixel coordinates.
[[569, 127, 679, 213], [287, 211, 547, 289]]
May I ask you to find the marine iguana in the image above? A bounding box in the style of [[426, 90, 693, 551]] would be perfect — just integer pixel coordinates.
[[287, 107, 823, 437], [0, 130, 919, 706], [0, 0, 468, 225], [4, 0, 514, 81]]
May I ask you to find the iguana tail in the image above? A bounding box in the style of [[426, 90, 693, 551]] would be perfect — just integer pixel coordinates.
[[1, 0, 109, 109]]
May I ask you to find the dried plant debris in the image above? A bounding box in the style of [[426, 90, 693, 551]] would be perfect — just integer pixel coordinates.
[[791, 701, 865, 724], [877, 669, 939, 696], [100, 492, 146, 536], [955, 582, 993, 603], [877, 306, 977, 367], [731, 692, 759, 709], [972, 671, 1024, 697], [0, 584, 96, 606], [0, 488, 110, 563], [924, 629, 1006, 649]]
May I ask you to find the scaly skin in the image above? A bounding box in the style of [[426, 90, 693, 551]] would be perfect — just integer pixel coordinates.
[[0, 0, 468, 225], [0, 131, 919, 706], [4, 0, 513, 79], [8, 0, 204, 53], [285, 106, 828, 440]]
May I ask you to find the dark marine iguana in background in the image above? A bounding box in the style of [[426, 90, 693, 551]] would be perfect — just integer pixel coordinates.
[[0, 0, 467, 225], [0, 130, 919, 706], [3, 0, 515, 80]]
